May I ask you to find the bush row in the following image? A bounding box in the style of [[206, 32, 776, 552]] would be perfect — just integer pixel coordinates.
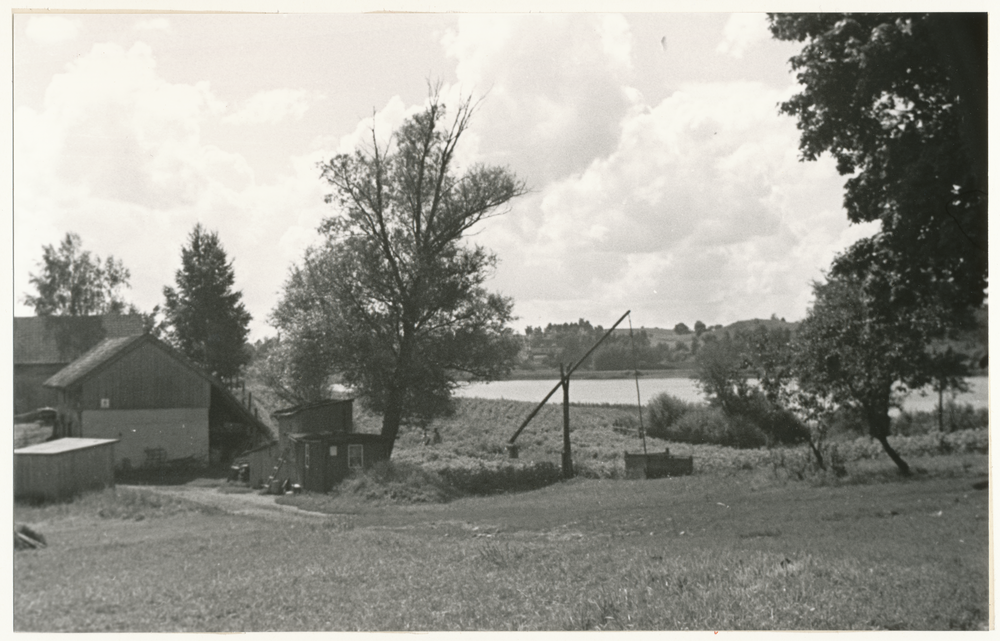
[[644, 393, 805, 449], [644, 392, 988, 450]]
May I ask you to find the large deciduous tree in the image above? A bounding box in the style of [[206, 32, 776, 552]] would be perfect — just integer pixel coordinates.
[[273, 91, 527, 457], [768, 13, 987, 323], [23, 232, 132, 316], [163, 224, 252, 381], [793, 265, 947, 475]]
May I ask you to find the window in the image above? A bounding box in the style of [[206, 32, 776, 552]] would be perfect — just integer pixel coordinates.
[[348, 444, 363, 469], [100, 398, 110, 409], [329, 446, 338, 457]]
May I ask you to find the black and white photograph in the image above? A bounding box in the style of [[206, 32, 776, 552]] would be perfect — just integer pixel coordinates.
[[11, 5, 990, 632]]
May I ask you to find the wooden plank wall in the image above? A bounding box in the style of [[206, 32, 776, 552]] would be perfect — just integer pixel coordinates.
[[81, 342, 210, 411], [15, 443, 116, 501]]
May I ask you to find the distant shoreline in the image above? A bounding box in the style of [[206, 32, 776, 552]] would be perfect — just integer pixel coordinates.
[[497, 369, 696, 381]]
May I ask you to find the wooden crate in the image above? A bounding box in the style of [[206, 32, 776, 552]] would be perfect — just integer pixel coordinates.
[[624, 450, 694, 479]]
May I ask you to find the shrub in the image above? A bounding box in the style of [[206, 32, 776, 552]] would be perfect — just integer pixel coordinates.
[[893, 403, 988, 435], [646, 393, 698, 438], [436, 460, 562, 495], [652, 406, 770, 449], [669, 407, 729, 445], [722, 392, 808, 446], [724, 414, 769, 449], [339, 461, 457, 503]]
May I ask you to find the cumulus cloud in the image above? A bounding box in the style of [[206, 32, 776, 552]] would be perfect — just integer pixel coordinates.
[[25, 15, 79, 45], [222, 89, 318, 126], [716, 13, 770, 59], [473, 80, 873, 327], [14, 41, 330, 338], [442, 13, 639, 185]]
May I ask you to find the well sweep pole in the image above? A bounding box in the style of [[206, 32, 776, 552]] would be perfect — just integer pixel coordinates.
[[561, 363, 574, 479], [508, 310, 631, 445]]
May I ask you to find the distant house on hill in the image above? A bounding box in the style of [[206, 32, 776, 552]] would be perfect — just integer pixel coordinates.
[[14, 315, 145, 415], [43, 333, 274, 469]]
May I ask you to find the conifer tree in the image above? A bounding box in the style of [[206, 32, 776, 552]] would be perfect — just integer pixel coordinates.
[[163, 224, 252, 381]]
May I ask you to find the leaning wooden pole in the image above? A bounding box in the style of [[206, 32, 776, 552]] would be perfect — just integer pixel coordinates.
[[561, 364, 573, 479], [508, 310, 631, 445]]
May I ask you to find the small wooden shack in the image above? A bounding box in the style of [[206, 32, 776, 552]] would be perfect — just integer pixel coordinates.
[[15, 437, 118, 501], [240, 396, 390, 492], [286, 432, 390, 492], [624, 449, 694, 479]]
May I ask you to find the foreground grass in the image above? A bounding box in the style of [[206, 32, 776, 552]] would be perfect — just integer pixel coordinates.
[[14, 468, 989, 631]]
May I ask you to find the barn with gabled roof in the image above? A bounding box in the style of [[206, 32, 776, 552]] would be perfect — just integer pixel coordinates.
[[44, 333, 274, 470]]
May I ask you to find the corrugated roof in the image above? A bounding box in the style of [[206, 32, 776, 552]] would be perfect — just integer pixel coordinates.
[[15, 437, 118, 455], [14, 315, 144, 365], [43, 335, 146, 389]]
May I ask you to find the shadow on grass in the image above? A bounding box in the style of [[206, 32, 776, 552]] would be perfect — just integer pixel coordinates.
[[115, 461, 231, 486]]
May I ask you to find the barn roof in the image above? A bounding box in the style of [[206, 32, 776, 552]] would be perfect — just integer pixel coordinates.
[[14, 315, 145, 365], [43, 334, 277, 443], [42, 335, 145, 389]]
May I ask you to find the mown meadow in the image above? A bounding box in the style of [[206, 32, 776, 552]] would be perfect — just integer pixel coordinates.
[[13, 397, 991, 631]]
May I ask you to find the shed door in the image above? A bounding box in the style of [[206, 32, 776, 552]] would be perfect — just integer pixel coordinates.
[[304, 442, 325, 492]]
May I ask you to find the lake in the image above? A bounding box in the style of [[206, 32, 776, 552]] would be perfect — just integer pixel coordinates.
[[456, 376, 990, 413]]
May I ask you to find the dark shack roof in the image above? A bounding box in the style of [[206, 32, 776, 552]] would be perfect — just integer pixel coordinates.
[[14, 315, 145, 365], [272, 394, 355, 418], [286, 432, 385, 443]]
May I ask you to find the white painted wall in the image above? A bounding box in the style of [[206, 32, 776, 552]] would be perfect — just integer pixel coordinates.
[[81, 408, 210, 468]]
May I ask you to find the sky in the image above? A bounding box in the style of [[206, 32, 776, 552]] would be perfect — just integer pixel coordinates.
[[11, 9, 888, 340]]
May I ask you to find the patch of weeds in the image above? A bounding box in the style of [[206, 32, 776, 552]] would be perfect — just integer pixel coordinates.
[[15, 487, 219, 522], [477, 541, 521, 568], [92, 488, 221, 520], [306, 517, 356, 533], [738, 529, 782, 539], [344, 461, 459, 503], [217, 484, 254, 495]]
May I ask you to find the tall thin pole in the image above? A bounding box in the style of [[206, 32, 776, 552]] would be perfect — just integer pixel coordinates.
[[561, 363, 573, 479], [628, 315, 648, 455]]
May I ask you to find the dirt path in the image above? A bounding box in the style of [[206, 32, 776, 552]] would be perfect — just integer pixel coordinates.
[[119, 484, 337, 521]]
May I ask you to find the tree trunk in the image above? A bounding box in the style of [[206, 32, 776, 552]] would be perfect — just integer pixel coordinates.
[[874, 434, 911, 476], [806, 436, 825, 470], [381, 392, 403, 459], [863, 394, 911, 475], [938, 386, 944, 432]]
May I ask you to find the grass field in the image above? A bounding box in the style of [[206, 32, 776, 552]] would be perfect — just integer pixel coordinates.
[[13, 457, 990, 631], [13, 397, 991, 631]]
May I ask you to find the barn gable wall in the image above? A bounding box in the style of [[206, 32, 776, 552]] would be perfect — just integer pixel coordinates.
[[81, 408, 209, 468], [80, 341, 211, 411]]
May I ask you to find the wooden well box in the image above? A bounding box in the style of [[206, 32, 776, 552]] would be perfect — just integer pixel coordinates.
[[624, 449, 694, 479]]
